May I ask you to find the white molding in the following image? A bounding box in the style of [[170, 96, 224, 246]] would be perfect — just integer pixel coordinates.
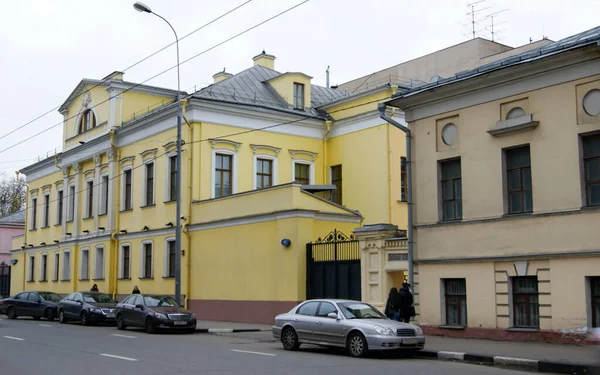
[[164, 152, 177, 202], [140, 240, 154, 279], [79, 247, 90, 280], [116, 227, 175, 241], [42, 192, 50, 227], [163, 141, 177, 153], [289, 149, 318, 161], [27, 253, 35, 282], [330, 111, 406, 138], [209, 138, 241, 151], [211, 148, 238, 199], [40, 252, 48, 281], [84, 178, 94, 219], [250, 144, 281, 155], [72, 106, 100, 136], [164, 237, 175, 277], [119, 243, 132, 279], [119, 156, 135, 166], [94, 245, 105, 280], [291, 159, 315, 185], [140, 148, 158, 161], [99, 174, 109, 216], [53, 251, 60, 281], [55, 188, 63, 225], [62, 249, 71, 281], [142, 160, 155, 206], [252, 154, 278, 189], [29, 196, 38, 229], [120, 166, 133, 211]]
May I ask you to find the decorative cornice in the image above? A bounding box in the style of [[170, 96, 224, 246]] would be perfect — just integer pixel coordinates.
[[93, 154, 102, 167], [41, 184, 52, 192], [140, 148, 158, 160], [62, 166, 70, 177], [119, 156, 135, 165], [162, 141, 177, 153], [289, 149, 318, 161], [83, 169, 95, 180], [209, 138, 241, 151], [54, 180, 63, 188], [72, 163, 81, 174], [250, 144, 281, 156], [107, 148, 117, 162], [29, 188, 39, 195]]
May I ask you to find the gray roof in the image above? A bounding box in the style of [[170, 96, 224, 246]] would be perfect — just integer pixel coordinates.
[[0, 211, 25, 225], [392, 25, 600, 100], [192, 65, 351, 119]]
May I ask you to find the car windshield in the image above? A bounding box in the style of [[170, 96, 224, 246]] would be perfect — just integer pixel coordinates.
[[143, 296, 179, 308], [39, 292, 62, 302], [82, 293, 113, 304], [338, 302, 386, 319]]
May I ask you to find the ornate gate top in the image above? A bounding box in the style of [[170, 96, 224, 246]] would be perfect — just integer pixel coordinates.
[[314, 229, 356, 243]]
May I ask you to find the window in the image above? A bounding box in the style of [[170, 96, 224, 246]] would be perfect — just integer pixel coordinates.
[[440, 159, 462, 221], [512, 276, 539, 328], [331, 165, 342, 205], [256, 158, 273, 189], [166, 240, 176, 277], [57, 190, 64, 224], [294, 163, 310, 185], [53, 252, 60, 281], [62, 251, 71, 281], [592, 277, 600, 328], [444, 279, 467, 326], [144, 162, 154, 206], [142, 242, 153, 278], [80, 248, 89, 280], [121, 245, 131, 279], [505, 145, 532, 214], [28, 255, 35, 282], [297, 301, 319, 316], [78, 109, 96, 134], [293, 83, 305, 110], [100, 175, 109, 215], [95, 246, 104, 279], [68, 185, 75, 222], [583, 134, 600, 207], [215, 153, 233, 198], [85, 180, 94, 218], [316, 302, 337, 317], [400, 157, 407, 202], [40, 254, 48, 282], [42, 194, 50, 227], [123, 169, 132, 210], [168, 155, 177, 202], [31, 197, 37, 230]]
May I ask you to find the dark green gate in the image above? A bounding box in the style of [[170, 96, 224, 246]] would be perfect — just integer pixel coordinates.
[[0, 262, 11, 298]]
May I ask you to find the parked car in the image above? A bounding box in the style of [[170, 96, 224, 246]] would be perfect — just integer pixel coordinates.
[[115, 294, 197, 334], [272, 299, 425, 358], [57, 291, 117, 325], [0, 291, 63, 321]]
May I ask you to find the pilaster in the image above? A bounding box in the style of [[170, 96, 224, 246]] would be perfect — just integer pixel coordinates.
[[107, 148, 117, 231], [93, 154, 102, 232], [61, 166, 69, 239], [72, 162, 81, 236]]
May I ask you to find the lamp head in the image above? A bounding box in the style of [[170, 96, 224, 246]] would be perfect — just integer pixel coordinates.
[[134, 2, 152, 13]]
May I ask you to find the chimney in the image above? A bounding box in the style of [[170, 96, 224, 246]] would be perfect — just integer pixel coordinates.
[[213, 70, 233, 84], [252, 50, 276, 70], [102, 71, 124, 81]]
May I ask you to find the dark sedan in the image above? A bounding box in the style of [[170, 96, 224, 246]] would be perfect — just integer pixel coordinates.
[[58, 291, 117, 325], [0, 291, 63, 321], [116, 294, 197, 334]]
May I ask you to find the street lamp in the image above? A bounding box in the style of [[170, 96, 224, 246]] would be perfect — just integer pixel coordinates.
[[134, 1, 183, 305]]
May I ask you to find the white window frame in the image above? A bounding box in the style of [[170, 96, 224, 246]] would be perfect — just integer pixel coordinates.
[[143, 161, 155, 206], [165, 152, 177, 202], [94, 245, 105, 279], [67, 185, 76, 222], [56, 188, 64, 224], [291, 160, 315, 185], [99, 174, 109, 215], [211, 148, 238, 199], [84, 179, 94, 219], [53, 252, 60, 281], [40, 252, 48, 282], [120, 167, 133, 211], [62, 249, 71, 281], [164, 237, 176, 277], [42, 193, 50, 227], [79, 247, 90, 280], [27, 254, 35, 282], [118, 243, 132, 279], [30, 194, 38, 229], [140, 240, 154, 279], [253, 154, 278, 189]]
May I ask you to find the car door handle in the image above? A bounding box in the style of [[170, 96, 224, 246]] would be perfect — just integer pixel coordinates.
[[317, 321, 322, 325]]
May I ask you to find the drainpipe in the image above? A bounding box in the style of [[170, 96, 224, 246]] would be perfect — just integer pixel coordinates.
[[378, 103, 413, 291], [323, 120, 332, 184], [16, 171, 29, 291], [108, 130, 120, 300], [182, 100, 193, 309]]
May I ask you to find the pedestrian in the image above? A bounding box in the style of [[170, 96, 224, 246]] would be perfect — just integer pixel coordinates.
[[384, 287, 401, 320], [398, 282, 414, 323], [90, 284, 99, 292], [132, 285, 141, 294]]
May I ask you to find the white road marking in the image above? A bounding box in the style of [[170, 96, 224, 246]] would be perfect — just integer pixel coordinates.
[[39, 324, 53, 327], [110, 333, 137, 339], [99, 353, 138, 361], [3, 336, 25, 341], [230, 349, 276, 357]]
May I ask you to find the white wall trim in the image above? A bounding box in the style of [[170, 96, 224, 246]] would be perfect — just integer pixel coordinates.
[[116, 227, 175, 241], [120, 166, 133, 211], [252, 154, 278, 189], [142, 159, 155, 206], [27, 253, 35, 282], [99, 173, 109, 215], [62, 249, 71, 281], [94, 245, 105, 280], [211, 148, 238, 199], [55, 188, 64, 225], [79, 247, 90, 280], [72, 106, 100, 136], [40, 252, 48, 281], [291, 159, 315, 185], [164, 152, 177, 202], [164, 237, 175, 277], [119, 243, 132, 279], [84, 178, 94, 219], [67, 184, 76, 222], [140, 240, 154, 279], [330, 111, 406, 138], [53, 251, 60, 281], [42, 192, 50, 227]]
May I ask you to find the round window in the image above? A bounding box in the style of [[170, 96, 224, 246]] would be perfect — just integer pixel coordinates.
[[583, 89, 600, 116], [441, 123, 457, 145]]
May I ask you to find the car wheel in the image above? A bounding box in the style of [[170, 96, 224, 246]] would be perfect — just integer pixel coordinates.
[[6, 306, 16, 320], [59, 310, 67, 324], [116, 314, 126, 330], [347, 332, 368, 358], [45, 309, 55, 321], [145, 317, 157, 334], [281, 327, 300, 351], [80, 311, 90, 326]]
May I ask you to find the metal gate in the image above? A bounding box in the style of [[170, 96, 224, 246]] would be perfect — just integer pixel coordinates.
[[0, 262, 11, 299], [306, 229, 361, 301]]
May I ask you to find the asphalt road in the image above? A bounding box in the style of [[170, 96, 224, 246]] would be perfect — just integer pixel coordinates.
[[0, 317, 552, 375]]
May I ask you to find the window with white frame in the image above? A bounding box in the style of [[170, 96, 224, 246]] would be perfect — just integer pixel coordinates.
[[94, 246, 104, 279], [80, 248, 89, 280], [40, 253, 48, 282], [122, 169, 133, 210], [31, 196, 38, 230], [214, 153, 233, 198], [85, 180, 94, 219], [165, 239, 176, 277], [293, 161, 314, 185], [167, 154, 177, 202], [53, 252, 60, 281], [62, 250, 71, 281], [56, 189, 64, 224], [67, 185, 76, 222], [143, 162, 154, 206], [99, 175, 109, 215], [141, 242, 153, 278], [43, 193, 50, 227], [27, 254, 35, 282], [119, 244, 131, 279]]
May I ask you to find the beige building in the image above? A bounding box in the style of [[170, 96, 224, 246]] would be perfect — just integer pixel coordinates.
[[384, 25, 600, 344]]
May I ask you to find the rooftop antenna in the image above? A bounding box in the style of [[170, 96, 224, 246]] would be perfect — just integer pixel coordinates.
[[326, 66, 330, 88], [466, 0, 490, 39], [485, 9, 508, 42]]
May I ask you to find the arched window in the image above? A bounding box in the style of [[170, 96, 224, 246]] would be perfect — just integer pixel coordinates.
[[78, 109, 97, 134], [506, 107, 526, 120]]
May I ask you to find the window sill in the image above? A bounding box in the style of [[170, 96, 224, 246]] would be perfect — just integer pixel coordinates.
[[66, 220, 74, 224], [163, 200, 176, 204], [78, 278, 90, 281], [92, 278, 105, 281], [119, 209, 133, 213], [581, 205, 600, 211], [60, 279, 71, 282], [28, 229, 37, 232], [54, 224, 63, 227], [502, 212, 533, 218], [26, 280, 35, 283], [397, 200, 408, 203], [162, 276, 175, 279], [39, 280, 48, 283], [138, 277, 154, 280], [51, 280, 59, 282], [141, 204, 156, 209], [40, 226, 50, 229], [438, 324, 466, 330], [437, 219, 463, 224], [83, 217, 93, 221], [506, 327, 539, 332], [118, 277, 131, 280], [98, 213, 107, 217]]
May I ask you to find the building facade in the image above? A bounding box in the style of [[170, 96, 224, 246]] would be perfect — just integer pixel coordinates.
[[386, 25, 600, 343], [0, 212, 24, 265]]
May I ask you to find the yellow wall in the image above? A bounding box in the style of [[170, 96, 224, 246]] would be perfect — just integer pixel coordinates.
[[268, 73, 312, 109], [327, 91, 391, 120], [121, 91, 174, 125], [25, 170, 63, 247], [63, 85, 110, 142]]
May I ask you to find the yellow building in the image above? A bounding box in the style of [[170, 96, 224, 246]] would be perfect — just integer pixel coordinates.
[[10, 52, 415, 323], [385, 25, 600, 343]]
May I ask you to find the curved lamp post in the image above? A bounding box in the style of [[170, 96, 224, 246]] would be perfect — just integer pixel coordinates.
[[133, 2, 183, 305]]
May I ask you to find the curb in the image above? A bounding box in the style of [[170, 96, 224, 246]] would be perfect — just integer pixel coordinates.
[[417, 350, 598, 374], [195, 328, 271, 333]]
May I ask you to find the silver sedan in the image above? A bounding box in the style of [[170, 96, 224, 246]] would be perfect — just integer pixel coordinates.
[[272, 299, 425, 358]]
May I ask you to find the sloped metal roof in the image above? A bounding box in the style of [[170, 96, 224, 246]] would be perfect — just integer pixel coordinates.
[[0, 211, 25, 225]]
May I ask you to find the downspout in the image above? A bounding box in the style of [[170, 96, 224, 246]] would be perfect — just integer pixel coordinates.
[[378, 103, 413, 291], [16, 171, 29, 291], [182, 100, 193, 309], [108, 130, 121, 300], [323, 120, 332, 184]]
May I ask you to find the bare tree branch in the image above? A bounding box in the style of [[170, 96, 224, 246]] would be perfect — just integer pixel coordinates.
[[0, 172, 26, 217]]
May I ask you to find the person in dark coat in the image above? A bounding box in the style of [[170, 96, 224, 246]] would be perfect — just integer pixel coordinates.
[[384, 287, 401, 320], [132, 285, 141, 294], [90, 284, 99, 292], [398, 283, 414, 323]]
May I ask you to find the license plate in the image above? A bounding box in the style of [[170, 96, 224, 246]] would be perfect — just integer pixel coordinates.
[[403, 338, 418, 345], [106, 313, 115, 318], [173, 321, 186, 325]]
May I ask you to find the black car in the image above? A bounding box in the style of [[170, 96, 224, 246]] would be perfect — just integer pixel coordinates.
[[58, 291, 117, 325], [115, 294, 197, 334], [0, 291, 63, 321]]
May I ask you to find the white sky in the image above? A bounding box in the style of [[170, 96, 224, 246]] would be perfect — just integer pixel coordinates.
[[0, 0, 598, 178]]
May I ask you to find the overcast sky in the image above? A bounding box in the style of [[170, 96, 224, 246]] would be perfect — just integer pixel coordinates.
[[0, 0, 598, 178]]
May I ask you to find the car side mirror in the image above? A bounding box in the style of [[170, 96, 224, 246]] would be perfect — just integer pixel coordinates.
[[77, 301, 83, 305], [135, 304, 144, 310], [37, 300, 42, 303], [327, 312, 339, 319]]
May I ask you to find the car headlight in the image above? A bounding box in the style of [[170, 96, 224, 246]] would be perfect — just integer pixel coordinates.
[[374, 326, 394, 336], [414, 326, 423, 336], [155, 313, 168, 320], [90, 308, 102, 314], [190, 313, 196, 319]]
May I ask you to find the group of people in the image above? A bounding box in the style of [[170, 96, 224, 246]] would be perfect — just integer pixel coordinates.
[[384, 283, 415, 323], [89, 284, 141, 295]]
